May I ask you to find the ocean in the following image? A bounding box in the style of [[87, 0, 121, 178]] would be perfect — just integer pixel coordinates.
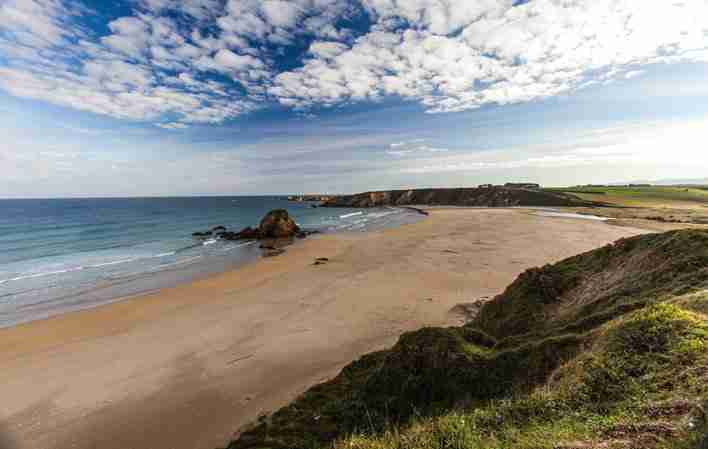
[[0, 197, 422, 328]]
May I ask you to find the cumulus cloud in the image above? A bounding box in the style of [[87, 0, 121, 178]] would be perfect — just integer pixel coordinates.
[[271, 1, 708, 112], [1, 0, 707, 126], [0, 0, 84, 47], [137, 0, 224, 21], [0, 0, 259, 126]]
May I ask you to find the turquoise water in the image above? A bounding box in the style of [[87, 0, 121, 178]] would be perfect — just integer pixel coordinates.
[[0, 197, 420, 328]]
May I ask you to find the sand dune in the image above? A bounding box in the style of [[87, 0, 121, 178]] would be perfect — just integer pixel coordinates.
[[0, 208, 646, 449]]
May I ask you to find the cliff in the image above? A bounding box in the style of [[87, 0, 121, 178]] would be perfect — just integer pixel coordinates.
[[321, 187, 599, 208], [287, 195, 335, 202], [222, 229, 708, 449]]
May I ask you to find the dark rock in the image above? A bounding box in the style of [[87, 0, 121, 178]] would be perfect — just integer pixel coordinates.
[[258, 209, 300, 239], [192, 210, 313, 243], [235, 226, 261, 240], [218, 227, 260, 240]]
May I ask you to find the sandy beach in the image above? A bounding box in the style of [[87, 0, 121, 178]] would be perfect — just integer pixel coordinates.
[[0, 208, 647, 449]]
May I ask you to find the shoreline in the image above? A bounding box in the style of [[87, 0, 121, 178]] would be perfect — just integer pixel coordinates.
[[0, 208, 649, 449], [0, 240, 263, 330], [0, 206, 599, 332], [0, 206, 424, 330]]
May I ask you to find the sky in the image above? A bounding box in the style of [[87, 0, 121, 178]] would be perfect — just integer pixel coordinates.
[[1, 0, 708, 198]]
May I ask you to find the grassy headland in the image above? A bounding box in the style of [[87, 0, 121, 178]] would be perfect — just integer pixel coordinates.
[[224, 229, 708, 449], [320, 187, 598, 208], [548, 185, 708, 208], [547, 185, 708, 229]]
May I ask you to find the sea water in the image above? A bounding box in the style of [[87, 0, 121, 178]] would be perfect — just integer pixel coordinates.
[[0, 197, 422, 328]]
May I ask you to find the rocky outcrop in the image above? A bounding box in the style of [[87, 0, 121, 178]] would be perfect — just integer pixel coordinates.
[[321, 187, 599, 208], [193, 210, 303, 242], [258, 209, 300, 238], [219, 226, 260, 240]]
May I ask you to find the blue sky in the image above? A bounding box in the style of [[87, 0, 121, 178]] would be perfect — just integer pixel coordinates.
[[1, 0, 708, 197]]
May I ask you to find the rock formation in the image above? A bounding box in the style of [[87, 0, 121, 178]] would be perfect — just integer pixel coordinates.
[[258, 209, 300, 238], [321, 187, 600, 208], [192, 210, 302, 241]]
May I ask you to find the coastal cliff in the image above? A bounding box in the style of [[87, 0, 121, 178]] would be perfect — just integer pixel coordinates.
[[321, 187, 598, 208], [223, 229, 708, 449]]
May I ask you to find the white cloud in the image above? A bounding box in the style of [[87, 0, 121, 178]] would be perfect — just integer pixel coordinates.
[[308, 41, 350, 59], [138, 0, 223, 21], [1, 0, 707, 125], [624, 70, 645, 79], [0, 0, 81, 47], [260, 1, 303, 29], [272, 1, 708, 113], [156, 122, 189, 130], [384, 139, 448, 157], [395, 118, 708, 174], [83, 59, 154, 91], [362, 0, 512, 35], [0, 2, 258, 124], [212, 48, 265, 71]]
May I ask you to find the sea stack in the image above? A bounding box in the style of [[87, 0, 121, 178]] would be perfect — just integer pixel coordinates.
[[192, 209, 301, 241], [258, 209, 300, 238]]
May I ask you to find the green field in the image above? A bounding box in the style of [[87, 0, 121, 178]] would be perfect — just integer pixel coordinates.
[[547, 185, 708, 208]]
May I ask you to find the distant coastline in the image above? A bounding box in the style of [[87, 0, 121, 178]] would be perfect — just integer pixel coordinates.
[[319, 186, 599, 208]]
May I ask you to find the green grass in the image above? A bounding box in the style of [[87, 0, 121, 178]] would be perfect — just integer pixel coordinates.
[[546, 186, 708, 207], [338, 303, 708, 449]]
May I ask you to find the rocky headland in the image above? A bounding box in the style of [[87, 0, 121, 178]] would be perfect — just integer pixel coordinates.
[[321, 187, 600, 208], [287, 195, 335, 202]]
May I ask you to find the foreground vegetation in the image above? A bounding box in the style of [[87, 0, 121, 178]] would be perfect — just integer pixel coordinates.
[[225, 230, 708, 449]]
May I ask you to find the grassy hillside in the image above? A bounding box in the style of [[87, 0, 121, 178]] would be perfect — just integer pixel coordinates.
[[548, 186, 708, 208], [547, 186, 708, 228], [223, 230, 708, 449]]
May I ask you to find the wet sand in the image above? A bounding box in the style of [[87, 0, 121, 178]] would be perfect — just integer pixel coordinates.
[[0, 208, 647, 449]]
